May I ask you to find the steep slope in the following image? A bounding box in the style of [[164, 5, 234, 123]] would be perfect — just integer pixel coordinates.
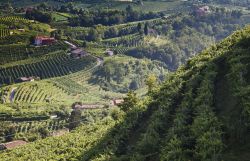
[[1, 26, 250, 161], [78, 26, 250, 161]]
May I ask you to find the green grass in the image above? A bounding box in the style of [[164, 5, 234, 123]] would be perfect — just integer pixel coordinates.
[[51, 13, 68, 22]]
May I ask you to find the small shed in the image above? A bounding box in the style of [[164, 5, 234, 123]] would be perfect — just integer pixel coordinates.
[[105, 49, 114, 56], [0, 140, 27, 151], [71, 48, 88, 59]]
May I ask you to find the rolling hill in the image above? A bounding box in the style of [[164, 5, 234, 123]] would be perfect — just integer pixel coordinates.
[[1, 23, 250, 161]]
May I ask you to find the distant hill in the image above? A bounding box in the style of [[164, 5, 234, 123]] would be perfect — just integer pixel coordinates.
[[1, 24, 250, 161]]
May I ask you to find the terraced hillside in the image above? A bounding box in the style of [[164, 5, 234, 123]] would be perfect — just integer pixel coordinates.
[[0, 42, 67, 65], [0, 50, 96, 85], [1, 81, 71, 104], [0, 16, 52, 30], [1, 24, 250, 161]]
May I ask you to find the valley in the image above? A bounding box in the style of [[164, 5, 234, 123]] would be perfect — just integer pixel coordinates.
[[0, 0, 250, 160]]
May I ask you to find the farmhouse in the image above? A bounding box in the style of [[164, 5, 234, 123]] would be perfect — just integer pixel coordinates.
[[110, 99, 124, 106], [34, 36, 56, 46], [71, 48, 88, 58], [0, 140, 27, 151]]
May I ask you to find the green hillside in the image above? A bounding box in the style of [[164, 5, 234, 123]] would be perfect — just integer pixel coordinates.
[[0, 0, 250, 159], [1, 23, 250, 161]]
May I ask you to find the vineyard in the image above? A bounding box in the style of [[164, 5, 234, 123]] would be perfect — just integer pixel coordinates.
[[52, 77, 89, 96], [0, 81, 71, 104], [102, 34, 144, 47], [0, 1, 249, 160], [13, 119, 67, 133], [0, 51, 96, 85], [50, 62, 125, 103], [0, 24, 248, 161], [0, 118, 67, 143], [70, 25, 250, 161], [0, 41, 68, 65], [0, 16, 32, 25], [0, 29, 10, 38], [0, 120, 117, 160], [0, 16, 52, 33]]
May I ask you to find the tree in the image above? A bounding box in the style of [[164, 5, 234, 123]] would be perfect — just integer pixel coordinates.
[[194, 130, 223, 161], [38, 3, 48, 11], [51, 30, 63, 40], [5, 126, 16, 142], [129, 80, 139, 90], [119, 91, 138, 112], [25, 9, 52, 23], [38, 127, 49, 139], [138, 128, 160, 154], [231, 10, 243, 18], [87, 28, 101, 41], [161, 135, 185, 161], [145, 74, 157, 94], [137, 23, 143, 34], [144, 23, 149, 35], [126, 5, 133, 13], [4, 2, 14, 14], [68, 109, 82, 130]]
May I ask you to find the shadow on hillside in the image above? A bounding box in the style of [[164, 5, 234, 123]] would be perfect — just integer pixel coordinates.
[[78, 79, 186, 161], [214, 43, 250, 160], [78, 103, 157, 161], [233, 36, 250, 49]]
